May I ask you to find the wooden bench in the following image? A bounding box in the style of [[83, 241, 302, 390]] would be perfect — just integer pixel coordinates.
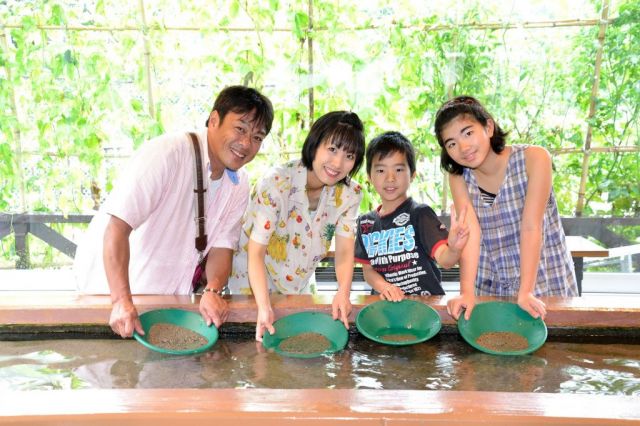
[[566, 236, 610, 296], [314, 259, 460, 293], [320, 236, 609, 295]]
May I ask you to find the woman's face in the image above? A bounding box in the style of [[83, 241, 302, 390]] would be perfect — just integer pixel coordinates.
[[441, 115, 494, 169], [309, 139, 356, 187]]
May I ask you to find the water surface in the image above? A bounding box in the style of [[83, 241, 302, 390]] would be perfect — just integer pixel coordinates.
[[1, 335, 638, 395]]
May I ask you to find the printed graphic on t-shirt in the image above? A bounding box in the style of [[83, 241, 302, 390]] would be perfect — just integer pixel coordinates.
[[361, 221, 430, 294], [355, 199, 448, 296]]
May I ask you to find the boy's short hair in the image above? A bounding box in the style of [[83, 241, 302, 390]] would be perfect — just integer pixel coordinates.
[[301, 111, 366, 184], [366, 131, 416, 176], [434, 95, 507, 175], [205, 85, 274, 135]]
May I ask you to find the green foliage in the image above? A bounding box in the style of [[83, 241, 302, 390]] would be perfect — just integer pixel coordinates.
[[0, 1, 638, 267]]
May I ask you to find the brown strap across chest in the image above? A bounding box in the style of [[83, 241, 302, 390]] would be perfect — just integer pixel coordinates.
[[188, 132, 207, 253]]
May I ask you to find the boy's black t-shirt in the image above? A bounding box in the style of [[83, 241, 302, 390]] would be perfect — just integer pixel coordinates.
[[354, 197, 449, 295]]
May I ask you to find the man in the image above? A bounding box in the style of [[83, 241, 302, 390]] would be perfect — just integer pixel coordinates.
[[74, 85, 274, 338]]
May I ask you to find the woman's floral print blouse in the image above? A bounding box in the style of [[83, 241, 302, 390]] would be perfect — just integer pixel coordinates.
[[228, 160, 363, 294]]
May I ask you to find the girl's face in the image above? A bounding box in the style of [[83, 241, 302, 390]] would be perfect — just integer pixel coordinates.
[[441, 115, 494, 169], [310, 139, 356, 187]]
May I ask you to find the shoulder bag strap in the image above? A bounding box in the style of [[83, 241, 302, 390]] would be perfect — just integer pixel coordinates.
[[188, 132, 207, 254]]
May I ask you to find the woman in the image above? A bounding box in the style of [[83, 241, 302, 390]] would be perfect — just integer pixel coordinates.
[[228, 111, 366, 341]]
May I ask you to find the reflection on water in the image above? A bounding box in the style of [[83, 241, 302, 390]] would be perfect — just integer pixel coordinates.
[[1, 336, 638, 395]]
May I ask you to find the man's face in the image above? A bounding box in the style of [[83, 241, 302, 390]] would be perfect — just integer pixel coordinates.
[[206, 109, 267, 179]]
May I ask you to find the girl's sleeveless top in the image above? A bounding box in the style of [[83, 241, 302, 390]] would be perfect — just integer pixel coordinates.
[[462, 145, 578, 296]]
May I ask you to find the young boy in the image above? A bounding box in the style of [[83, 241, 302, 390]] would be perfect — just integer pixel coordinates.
[[354, 131, 469, 301]]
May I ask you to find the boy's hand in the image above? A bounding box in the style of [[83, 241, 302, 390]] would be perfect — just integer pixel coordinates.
[[447, 204, 470, 252], [380, 283, 404, 302]]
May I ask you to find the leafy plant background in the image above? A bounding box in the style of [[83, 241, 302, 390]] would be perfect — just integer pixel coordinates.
[[0, 0, 638, 266]]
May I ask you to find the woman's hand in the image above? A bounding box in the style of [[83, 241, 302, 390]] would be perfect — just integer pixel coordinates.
[[517, 292, 547, 320], [446, 293, 476, 321], [255, 306, 275, 342], [379, 283, 404, 302], [332, 289, 352, 330]]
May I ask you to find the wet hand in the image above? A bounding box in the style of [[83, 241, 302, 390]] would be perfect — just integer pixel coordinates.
[[332, 290, 352, 330], [255, 307, 275, 342], [109, 299, 144, 338], [446, 294, 476, 321], [199, 291, 229, 328], [380, 283, 404, 302], [517, 292, 547, 320]]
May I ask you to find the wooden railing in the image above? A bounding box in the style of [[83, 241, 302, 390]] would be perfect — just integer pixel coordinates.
[[0, 213, 93, 268], [1, 213, 639, 271]]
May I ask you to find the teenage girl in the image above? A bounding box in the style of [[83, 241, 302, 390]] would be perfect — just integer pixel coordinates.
[[434, 96, 577, 321], [228, 111, 366, 340]]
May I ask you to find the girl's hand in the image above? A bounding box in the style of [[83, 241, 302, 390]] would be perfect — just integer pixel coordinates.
[[379, 283, 404, 302], [255, 306, 275, 342], [332, 289, 352, 330], [446, 293, 476, 321], [517, 292, 547, 320], [447, 204, 470, 252]]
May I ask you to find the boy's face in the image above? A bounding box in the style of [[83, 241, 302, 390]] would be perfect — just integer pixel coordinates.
[[369, 150, 414, 209]]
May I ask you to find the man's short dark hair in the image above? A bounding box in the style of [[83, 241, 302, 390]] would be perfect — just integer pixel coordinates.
[[434, 95, 507, 175], [365, 131, 416, 176], [205, 85, 274, 135], [300, 111, 365, 185]]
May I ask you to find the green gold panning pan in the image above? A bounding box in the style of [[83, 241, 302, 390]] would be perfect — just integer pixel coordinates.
[[133, 308, 218, 355], [356, 299, 442, 346], [262, 311, 348, 358], [457, 301, 547, 356]]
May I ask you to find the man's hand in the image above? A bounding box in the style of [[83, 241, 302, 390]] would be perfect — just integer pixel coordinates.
[[109, 298, 144, 338], [446, 293, 476, 321], [199, 291, 229, 328], [332, 289, 352, 330]]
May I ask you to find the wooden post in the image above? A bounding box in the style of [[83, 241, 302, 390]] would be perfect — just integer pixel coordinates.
[[575, 0, 610, 216], [1, 28, 27, 213], [14, 222, 30, 269], [441, 29, 458, 215], [307, 0, 314, 125], [138, 0, 155, 118]]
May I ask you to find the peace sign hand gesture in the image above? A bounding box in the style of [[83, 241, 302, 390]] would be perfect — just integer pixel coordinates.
[[447, 204, 470, 253]]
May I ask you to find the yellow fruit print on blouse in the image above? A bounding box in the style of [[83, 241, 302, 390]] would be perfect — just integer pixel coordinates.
[[322, 223, 335, 251], [227, 161, 363, 295], [334, 184, 344, 207], [267, 233, 289, 262]]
